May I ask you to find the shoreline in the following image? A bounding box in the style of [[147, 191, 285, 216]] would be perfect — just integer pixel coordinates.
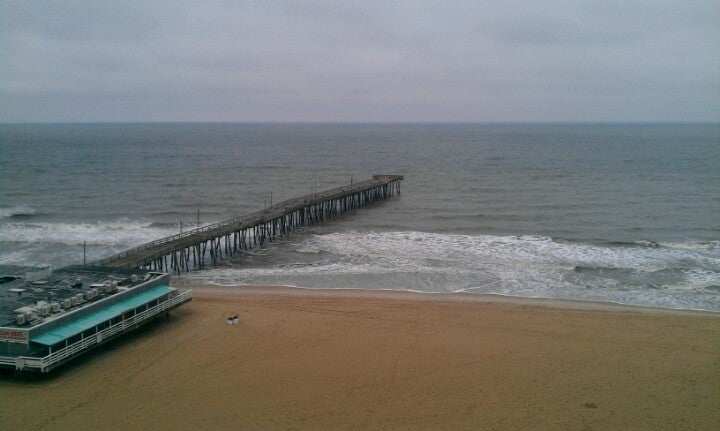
[[176, 282, 720, 316]]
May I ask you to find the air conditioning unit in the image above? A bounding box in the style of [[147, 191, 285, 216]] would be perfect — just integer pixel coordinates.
[[87, 289, 98, 300], [35, 302, 50, 317], [14, 306, 33, 315], [15, 314, 26, 325], [50, 302, 61, 312], [62, 299, 72, 309]]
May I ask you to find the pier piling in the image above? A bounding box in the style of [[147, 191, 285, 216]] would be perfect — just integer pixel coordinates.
[[92, 175, 403, 272]]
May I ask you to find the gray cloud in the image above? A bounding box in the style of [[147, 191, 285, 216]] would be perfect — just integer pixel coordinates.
[[1, 0, 718, 122]]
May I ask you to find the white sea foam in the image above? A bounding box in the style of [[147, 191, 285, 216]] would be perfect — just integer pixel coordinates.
[[302, 231, 719, 272], [180, 230, 720, 311], [0, 220, 177, 247], [684, 268, 720, 287], [0, 205, 38, 218], [0, 249, 33, 265], [658, 241, 718, 251], [4, 220, 716, 310]]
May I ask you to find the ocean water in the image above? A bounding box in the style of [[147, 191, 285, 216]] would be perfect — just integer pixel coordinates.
[[1, 123, 719, 310]]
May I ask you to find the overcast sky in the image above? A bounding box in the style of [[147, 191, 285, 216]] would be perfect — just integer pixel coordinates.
[[1, 1, 718, 122]]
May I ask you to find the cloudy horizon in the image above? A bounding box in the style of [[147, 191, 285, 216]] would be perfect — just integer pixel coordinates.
[[1, 1, 718, 123]]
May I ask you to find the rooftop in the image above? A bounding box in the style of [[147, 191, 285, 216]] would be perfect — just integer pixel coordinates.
[[0, 265, 153, 328]]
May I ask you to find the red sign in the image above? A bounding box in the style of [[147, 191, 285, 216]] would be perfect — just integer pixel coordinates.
[[0, 329, 27, 342]]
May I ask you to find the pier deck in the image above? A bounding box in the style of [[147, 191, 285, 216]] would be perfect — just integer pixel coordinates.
[[94, 175, 403, 272]]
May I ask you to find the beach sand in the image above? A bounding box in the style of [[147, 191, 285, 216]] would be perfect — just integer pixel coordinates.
[[1, 285, 718, 430]]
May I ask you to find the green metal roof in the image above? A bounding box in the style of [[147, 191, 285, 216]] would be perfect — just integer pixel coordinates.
[[31, 285, 175, 346]]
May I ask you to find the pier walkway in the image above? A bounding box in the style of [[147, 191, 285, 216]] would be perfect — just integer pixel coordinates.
[[93, 175, 403, 273]]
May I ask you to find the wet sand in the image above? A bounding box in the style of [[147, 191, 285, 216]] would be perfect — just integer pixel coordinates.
[[2, 285, 718, 430]]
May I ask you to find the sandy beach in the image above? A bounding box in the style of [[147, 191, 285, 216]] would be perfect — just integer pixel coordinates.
[[1, 285, 718, 430]]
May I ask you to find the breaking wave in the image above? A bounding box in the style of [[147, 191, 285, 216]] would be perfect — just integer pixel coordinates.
[[0, 220, 177, 247], [181, 230, 720, 311], [0, 205, 40, 218]]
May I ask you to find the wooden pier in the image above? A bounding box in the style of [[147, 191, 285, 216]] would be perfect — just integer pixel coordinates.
[[93, 175, 403, 273]]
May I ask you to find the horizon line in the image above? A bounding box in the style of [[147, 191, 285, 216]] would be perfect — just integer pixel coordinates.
[[2, 120, 719, 126]]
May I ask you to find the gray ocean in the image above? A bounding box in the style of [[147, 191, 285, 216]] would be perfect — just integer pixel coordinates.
[[1, 123, 719, 310]]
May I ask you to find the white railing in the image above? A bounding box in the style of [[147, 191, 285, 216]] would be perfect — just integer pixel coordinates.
[[2, 290, 192, 373], [0, 356, 16, 366]]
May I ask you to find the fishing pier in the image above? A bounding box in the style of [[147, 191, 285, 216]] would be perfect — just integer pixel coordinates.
[[94, 175, 403, 273]]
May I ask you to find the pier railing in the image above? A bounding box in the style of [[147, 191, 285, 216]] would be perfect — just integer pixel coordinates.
[[92, 175, 400, 267]]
